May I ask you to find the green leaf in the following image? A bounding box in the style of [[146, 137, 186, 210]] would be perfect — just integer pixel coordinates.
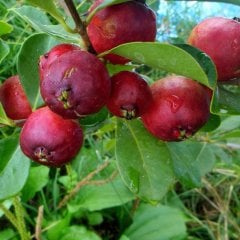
[[21, 165, 49, 201], [17, 33, 61, 109], [175, 44, 217, 88], [199, 114, 221, 132], [68, 177, 135, 212], [124, 204, 187, 240], [104, 42, 216, 88], [0, 145, 30, 201], [0, 21, 13, 36], [0, 39, 10, 64], [167, 141, 216, 187], [60, 226, 101, 240], [25, 0, 73, 33], [0, 229, 16, 240], [11, 6, 80, 43], [0, 103, 15, 126], [116, 119, 175, 202], [0, 137, 19, 172], [211, 86, 240, 115]]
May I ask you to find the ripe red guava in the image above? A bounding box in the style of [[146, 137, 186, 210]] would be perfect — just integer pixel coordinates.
[[87, 0, 156, 64], [40, 49, 111, 119], [141, 76, 211, 141], [20, 106, 83, 167], [106, 71, 153, 119], [39, 43, 80, 82], [0, 75, 32, 121], [188, 17, 240, 81]]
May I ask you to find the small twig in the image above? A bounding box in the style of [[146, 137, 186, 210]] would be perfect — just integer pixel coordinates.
[[88, 170, 118, 185], [57, 160, 110, 209], [64, 0, 93, 52], [35, 206, 44, 240]]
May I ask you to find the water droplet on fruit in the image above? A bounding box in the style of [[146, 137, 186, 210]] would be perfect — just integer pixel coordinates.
[[166, 94, 183, 113]]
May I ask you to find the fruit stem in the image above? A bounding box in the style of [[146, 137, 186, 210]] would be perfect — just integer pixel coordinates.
[[64, 0, 95, 53]]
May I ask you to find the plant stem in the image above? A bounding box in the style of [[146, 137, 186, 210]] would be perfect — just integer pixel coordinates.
[[13, 196, 30, 240], [64, 0, 94, 52], [35, 205, 44, 240], [57, 160, 110, 209], [0, 203, 19, 230]]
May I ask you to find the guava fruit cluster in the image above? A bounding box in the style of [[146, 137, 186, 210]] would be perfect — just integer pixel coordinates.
[[2, 3, 237, 168]]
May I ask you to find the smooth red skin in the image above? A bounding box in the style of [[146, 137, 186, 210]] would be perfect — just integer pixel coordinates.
[[20, 106, 83, 167], [107, 71, 153, 118], [39, 44, 80, 82], [188, 17, 240, 81], [87, 0, 156, 64], [0, 75, 32, 120], [40, 50, 111, 119], [141, 76, 211, 142]]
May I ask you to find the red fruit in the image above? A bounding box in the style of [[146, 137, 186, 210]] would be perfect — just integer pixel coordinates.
[[106, 71, 152, 119], [188, 17, 240, 81], [141, 76, 211, 141], [0, 75, 32, 121], [40, 49, 111, 119], [87, 0, 156, 64], [39, 43, 80, 82], [20, 106, 83, 167]]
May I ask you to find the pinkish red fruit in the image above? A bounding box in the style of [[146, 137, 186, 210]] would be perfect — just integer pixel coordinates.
[[39, 43, 80, 82], [87, 0, 156, 64], [107, 71, 152, 119], [40, 49, 111, 119], [20, 106, 83, 167], [188, 17, 240, 81], [141, 76, 211, 141], [0, 75, 32, 121]]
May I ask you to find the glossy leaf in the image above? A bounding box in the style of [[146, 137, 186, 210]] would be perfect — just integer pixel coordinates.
[[60, 226, 101, 240], [0, 21, 13, 36], [25, 0, 73, 33], [11, 6, 80, 43], [21, 165, 49, 201], [211, 86, 240, 115], [17, 33, 61, 109], [0, 103, 15, 127], [104, 42, 216, 88], [0, 137, 19, 172], [0, 145, 30, 200], [167, 141, 216, 187], [68, 177, 135, 212], [124, 204, 187, 240], [0, 39, 10, 64], [200, 114, 221, 132], [116, 119, 175, 202]]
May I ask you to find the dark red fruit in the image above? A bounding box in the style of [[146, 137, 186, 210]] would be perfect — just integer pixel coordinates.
[[40, 49, 111, 119], [141, 76, 211, 141], [106, 71, 152, 119], [0, 75, 32, 121], [87, 0, 156, 64], [20, 106, 83, 167], [39, 43, 80, 82], [188, 17, 240, 81]]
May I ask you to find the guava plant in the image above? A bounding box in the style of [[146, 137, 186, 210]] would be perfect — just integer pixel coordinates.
[[0, 0, 240, 239]]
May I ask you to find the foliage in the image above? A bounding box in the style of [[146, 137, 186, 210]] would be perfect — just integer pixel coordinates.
[[0, 0, 240, 239]]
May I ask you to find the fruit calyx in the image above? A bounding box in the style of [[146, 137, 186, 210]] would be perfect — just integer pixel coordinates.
[[34, 146, 51, 163], [172, 126, 193, 141], [57, 89, 72, 109], [121, 105, 137, 120]]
